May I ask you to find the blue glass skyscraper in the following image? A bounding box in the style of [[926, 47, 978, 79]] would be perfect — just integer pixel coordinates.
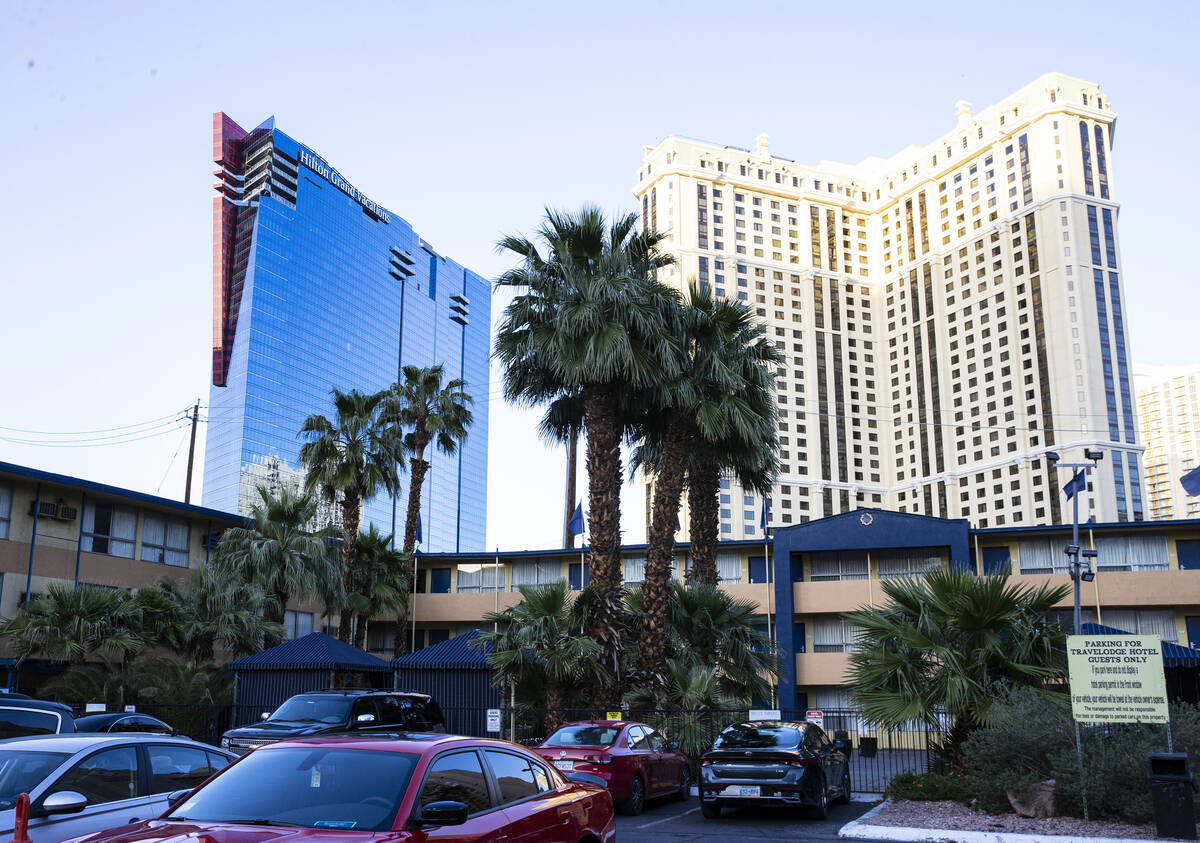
[[203, 113, 489, 552]]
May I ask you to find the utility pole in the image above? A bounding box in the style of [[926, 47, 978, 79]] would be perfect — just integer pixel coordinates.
[[184, 400, 200, 504]]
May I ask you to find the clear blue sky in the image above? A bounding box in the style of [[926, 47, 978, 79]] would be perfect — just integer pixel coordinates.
[[1, 0, 1196, 550]]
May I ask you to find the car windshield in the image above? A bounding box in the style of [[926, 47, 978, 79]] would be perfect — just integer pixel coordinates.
[[268, 696, 353, 724], [543, 725, 622, 746], [713, 726, 802, 749], [166, 746, 418, 831], [0, 750, 71, 810]]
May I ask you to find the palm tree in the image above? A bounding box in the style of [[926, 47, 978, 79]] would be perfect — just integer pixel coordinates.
[[476, 580, 609, 732], [299, 388, 405, 642], [632, 284, 781, 676], [345, 525, 411, 651], [386, 364, 473, 655], [846, 567, 1068, 754], [211, 486, 341, 648], [156, 567, 283, 661], [626, 658, 731, 780], [0, 583, 146, 665], [495, 205, 679, 701], [626, 581, 776, 703]]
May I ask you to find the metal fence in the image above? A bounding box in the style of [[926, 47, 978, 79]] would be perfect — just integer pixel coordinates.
[[77, 703, 943, 794]]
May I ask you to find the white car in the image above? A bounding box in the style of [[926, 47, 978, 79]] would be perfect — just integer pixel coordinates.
[[0, 734, 234, 843]]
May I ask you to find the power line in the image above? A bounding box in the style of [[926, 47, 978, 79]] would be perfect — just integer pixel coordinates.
[[156, 427, 192, 492], [0, 406, 193, 436], [0, 422, 190, 449]]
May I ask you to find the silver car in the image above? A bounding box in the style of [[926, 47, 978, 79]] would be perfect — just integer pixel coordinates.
[[0, 734, 234, 843]]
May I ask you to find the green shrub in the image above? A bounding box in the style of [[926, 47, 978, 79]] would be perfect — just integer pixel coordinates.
[[886, 771, 971, 802], [962, 687, 1200, 823], [962, 686, 1075, 813]]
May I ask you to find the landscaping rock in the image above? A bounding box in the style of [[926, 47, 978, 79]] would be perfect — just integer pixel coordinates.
[[1006, 778, 1058, 818]]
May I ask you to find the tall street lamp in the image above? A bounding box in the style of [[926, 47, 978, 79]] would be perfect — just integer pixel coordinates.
[[1047, 449, 1105, 634]]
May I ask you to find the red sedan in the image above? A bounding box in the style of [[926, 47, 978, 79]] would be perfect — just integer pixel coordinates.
[[60, 734, 614, 843], [533, 721, 690, 815]]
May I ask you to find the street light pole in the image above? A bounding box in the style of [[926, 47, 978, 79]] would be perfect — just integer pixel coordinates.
[[1048, 448, 1104, 825], [1047, 449, 1105, 635]]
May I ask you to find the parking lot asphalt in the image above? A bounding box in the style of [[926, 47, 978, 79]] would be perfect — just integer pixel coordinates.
[[615, 795, 880, 842]]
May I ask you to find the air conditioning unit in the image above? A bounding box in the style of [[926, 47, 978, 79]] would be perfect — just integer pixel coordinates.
[[29, 501, 58, 519], [56, 505, 78, 522]]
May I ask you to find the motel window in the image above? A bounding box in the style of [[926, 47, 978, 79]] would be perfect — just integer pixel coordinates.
[[457, 564, 504, 593], [876, 548, 943, 580], [140, 512, 190, 567], [511, 558, 561, 590], [623, 556, 646, 585], [82, 500, 136, 558], [808, 551, 868, 581], [283, 610, 314, 640], [812, 616, 863, 653], [0, 482, 11, 539]]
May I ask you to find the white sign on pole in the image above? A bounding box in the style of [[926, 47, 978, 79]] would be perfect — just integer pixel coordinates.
[[805, 709, 825, 730], [748, 709, 781, 721], [486, 708, 502, 733], [1067, 635, 1169, 724], [124, 705, 136, 713], [85, 703, 104, 713]]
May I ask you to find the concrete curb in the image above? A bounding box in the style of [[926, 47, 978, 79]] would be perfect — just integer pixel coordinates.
[[838, 800, 1163, 843]]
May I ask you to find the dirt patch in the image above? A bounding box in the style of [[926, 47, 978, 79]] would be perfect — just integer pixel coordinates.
[[862, 799, 1199, 840]]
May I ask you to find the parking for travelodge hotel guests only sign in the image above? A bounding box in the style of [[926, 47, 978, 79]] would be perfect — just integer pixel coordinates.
[[1067, 635, 1169, 724]]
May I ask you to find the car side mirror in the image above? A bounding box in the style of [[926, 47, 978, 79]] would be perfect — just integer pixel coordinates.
[[666, 740, 680, 751], [355, 713, 376, 725], [40, 791, 88, 816], [415, 800, 468, 826], [166, 789, 191, 807]]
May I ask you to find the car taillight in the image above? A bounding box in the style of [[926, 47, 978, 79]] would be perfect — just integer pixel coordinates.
[[700, 759, 713, 767], [584, 754, 613, 765], [787, 759, 809, 768]]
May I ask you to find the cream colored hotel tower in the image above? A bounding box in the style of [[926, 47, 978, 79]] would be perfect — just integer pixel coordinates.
[[1137, 365, 1200, 521], [635, 73, 1144, 539]]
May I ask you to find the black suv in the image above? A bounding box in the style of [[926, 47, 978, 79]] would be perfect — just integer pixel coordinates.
[[0, 693, 75, 738], [220, 689, 445, 754]]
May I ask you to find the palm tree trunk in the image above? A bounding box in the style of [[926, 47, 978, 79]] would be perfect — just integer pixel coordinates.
[[338, 487, 361, 644], [582, 384, 623, 706], [394, 436, 429, 657], [544, 678, 565, 734], [265, 588, 288, 650], [638, 421, 691, 679], [687, 459, 720, 586], [353, 614, 368, 650]]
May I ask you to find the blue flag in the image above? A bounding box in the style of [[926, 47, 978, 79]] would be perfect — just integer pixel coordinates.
[[1183, 465, 1200, 497], [416, 512, 423, 545], [568, 502, 585, 537], [1063, 470, 1086, 499], [760, 498, 770, 530]]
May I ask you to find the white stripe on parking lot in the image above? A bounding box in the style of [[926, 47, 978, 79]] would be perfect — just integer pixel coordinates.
[[636, 807, 699, 829]]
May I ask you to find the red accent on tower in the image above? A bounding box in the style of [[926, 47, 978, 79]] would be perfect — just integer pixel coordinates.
[[212, 112, 247, 387]]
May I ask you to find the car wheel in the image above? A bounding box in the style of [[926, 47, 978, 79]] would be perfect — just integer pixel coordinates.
[[809, 779, 829, 820], [833, 767, 851, 805], [701, 801, 721, 819], [674, 765, 690, 801], [620, 775, 646, 816]]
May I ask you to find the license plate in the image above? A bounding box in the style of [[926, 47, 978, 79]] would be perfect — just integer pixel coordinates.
[[724, 785, 760, 797], [554, 760, 574, 770]]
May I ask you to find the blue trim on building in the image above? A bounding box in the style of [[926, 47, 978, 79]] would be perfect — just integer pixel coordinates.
[[0, 460, 243, 524]]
